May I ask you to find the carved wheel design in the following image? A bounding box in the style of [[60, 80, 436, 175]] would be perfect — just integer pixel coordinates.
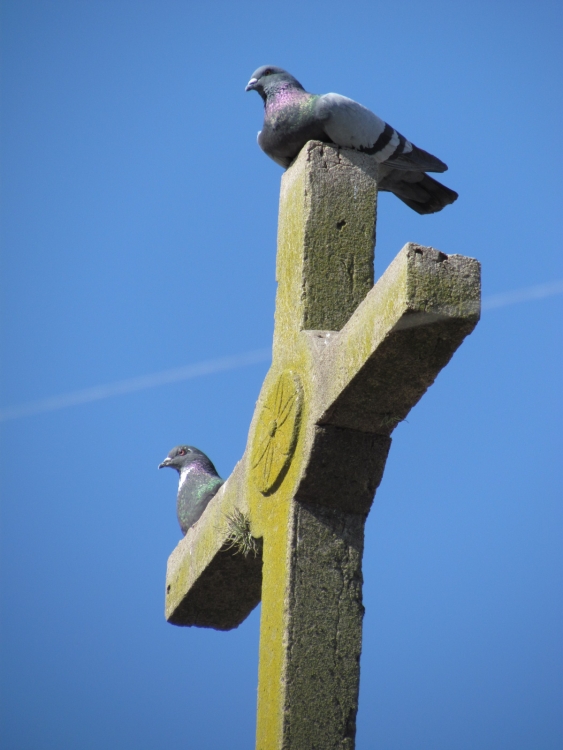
[[250, 370, 303, 495]]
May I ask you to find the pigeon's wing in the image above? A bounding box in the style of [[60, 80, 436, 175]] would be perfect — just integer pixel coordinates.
[[316, 94, 395, 157], [384, 145, 448, 173], [378, 167, 458, 214], [316, 93, 448, 173]]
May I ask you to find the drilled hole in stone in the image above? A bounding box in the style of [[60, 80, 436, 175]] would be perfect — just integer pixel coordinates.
[[336, 219, 347, 231]]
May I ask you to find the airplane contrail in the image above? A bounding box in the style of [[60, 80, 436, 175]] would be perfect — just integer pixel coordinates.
[[481, 279, 563, 310], [0, 349, 271, 422], [1, 279, 561, 423]]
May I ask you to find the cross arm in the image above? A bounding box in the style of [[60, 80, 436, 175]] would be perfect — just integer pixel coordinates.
[[294, 243, 480, 513], [165, 458, 262, 630]]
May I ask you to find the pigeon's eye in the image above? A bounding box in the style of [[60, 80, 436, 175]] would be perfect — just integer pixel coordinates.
[[263, 68, 273, 76], [178, 448, 186, 456]]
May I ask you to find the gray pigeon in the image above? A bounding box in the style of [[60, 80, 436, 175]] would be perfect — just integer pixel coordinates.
[[158, 445, 223, 535], [246, 65, 458, 215]]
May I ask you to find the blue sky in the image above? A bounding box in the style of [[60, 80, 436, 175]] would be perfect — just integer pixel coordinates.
[[1, 1, 562, 748]]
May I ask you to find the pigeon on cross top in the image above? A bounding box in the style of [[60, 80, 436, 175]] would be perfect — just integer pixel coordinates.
[[159, 446, 223, 535], [246, 65, 457, 215]]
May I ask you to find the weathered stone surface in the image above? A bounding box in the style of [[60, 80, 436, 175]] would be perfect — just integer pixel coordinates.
[[274, 142, 377, 351], [283, 503, 365, 750], [164, 140, 481, 749], [312, 243, 481, 434], [167, 545, 262, 630], [294, 425, 391, 514]]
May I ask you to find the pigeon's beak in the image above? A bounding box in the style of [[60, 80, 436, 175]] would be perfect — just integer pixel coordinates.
[[245, 77, 258, 92], [158, 457, 172, 469]]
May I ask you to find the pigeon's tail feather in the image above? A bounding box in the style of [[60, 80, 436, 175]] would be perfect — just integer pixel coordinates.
[[384, 143, 448, 173], [380, 171, 458, 215]]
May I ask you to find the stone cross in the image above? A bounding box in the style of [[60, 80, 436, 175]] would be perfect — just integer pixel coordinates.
[[165, 142, 480, 749]]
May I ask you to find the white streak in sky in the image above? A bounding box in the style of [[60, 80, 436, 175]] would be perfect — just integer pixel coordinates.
[[0, 349, 270, 422], [1, 279, 562, 423], [481, 279, 563, 310]]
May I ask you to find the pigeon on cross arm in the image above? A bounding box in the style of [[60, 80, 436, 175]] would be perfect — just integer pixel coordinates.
[[158, 445, 224, 535], [245, 65, 458, 215]]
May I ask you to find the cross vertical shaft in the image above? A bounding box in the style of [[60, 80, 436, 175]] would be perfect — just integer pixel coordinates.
[[252, 144, 382, 748]]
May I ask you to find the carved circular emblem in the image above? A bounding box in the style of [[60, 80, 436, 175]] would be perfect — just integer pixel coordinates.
[[250, 370, 303, 495]]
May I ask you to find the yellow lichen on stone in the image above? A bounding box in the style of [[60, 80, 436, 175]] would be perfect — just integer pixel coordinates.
[[246, 367, 310, 748], [250, 370, 303, 495]]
